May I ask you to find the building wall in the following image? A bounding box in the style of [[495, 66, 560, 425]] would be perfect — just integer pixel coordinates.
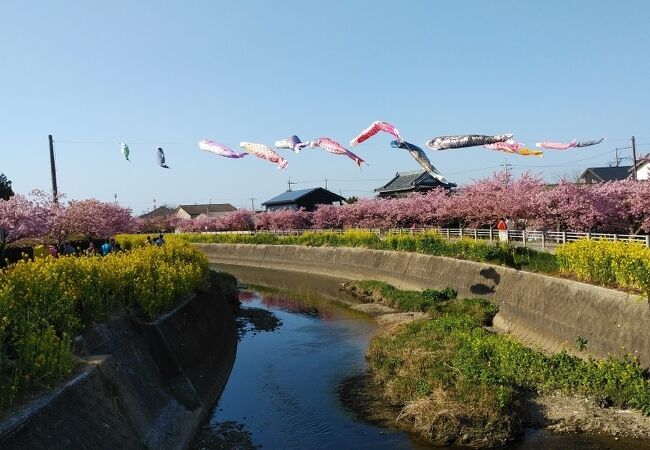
[[175, 209, 192, 220]]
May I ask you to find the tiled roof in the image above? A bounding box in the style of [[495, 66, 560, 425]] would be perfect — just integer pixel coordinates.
[[139, 206, 175, 219], [375, 170, 455, 193]]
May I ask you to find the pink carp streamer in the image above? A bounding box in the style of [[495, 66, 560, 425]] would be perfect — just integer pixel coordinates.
[[484, 140, 544, 157], [426, 133, 513, 150], [349, 121, 403, 147], [274, 135, 309, 153], [310, 137, 365, 167], [199, 140, 247, 158], [239, 142, 288, 169], [535, 140, 577, 150]]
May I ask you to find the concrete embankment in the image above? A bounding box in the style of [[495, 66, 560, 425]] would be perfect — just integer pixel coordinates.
[[199, 243, 650, 364], [0, 272, 238, 450]]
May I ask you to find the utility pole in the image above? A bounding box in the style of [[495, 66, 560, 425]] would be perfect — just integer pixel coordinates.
[[114, 194, 118, 204], [287, 178, 295, 191], [610, 145, 632, 167], [501, 161, 512, 176], [632, 136, 638, 180], [48, 134, 58, 203], [250, 197, 257, 212], [324, 178, 328, 190]]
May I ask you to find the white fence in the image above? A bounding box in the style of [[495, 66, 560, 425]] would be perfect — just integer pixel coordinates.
[[199, 227, 650, 249]]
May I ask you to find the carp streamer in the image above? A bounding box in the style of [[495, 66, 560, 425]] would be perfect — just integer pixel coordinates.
[[239, 142, 289, 169], [349, 121, 403, 147], [157, 147, 169, 168], [199, 140, 247, 158], [426, 133, 513, 150], [309, 137, 366, 167], [390, 141, 449, 182]]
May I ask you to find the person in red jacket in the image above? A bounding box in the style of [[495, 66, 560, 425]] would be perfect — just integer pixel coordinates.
[[497, 218, 508, 242]]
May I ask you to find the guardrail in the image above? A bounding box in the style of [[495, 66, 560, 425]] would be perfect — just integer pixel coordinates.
[[197, 227, 650, 249]]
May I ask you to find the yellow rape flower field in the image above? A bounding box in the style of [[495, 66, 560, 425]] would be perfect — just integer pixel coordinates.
[[0, 237, 208, 410], [556, 240, 650, 297]]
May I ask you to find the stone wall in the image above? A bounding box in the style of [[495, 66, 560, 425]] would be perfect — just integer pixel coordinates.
[[199, 243, 650, 365], [0, 272, 238, 450]]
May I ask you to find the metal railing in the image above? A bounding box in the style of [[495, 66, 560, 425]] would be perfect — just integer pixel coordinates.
[[198, 227, 650, 249]]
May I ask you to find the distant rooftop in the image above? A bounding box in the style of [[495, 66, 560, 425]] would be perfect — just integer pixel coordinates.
[[375, 170, 455, 194], [177, 203, 237, 215], [139, 206, 175, 219], [262, 188, 344, 206], [579, 166, 632, 182]]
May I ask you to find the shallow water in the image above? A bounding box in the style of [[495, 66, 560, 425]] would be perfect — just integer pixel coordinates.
[[192, 264, 650, 450]]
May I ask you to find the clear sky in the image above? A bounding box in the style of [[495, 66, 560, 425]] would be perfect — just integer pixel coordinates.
[[1, 1, 649, 214]]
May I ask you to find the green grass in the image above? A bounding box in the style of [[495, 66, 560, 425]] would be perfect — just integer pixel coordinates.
[[359, 282, 650, 447]]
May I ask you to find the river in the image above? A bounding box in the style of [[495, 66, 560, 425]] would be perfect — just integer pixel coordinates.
[[192, 264, 649, 450]]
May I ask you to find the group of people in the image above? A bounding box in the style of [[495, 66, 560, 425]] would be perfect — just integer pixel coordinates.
[[48, 238, 122, 257], [45, 234, 166, 258], [146, 234, 166, 246]]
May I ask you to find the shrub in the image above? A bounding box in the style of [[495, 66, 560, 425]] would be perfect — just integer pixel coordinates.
[[366, 282, 650, 446], [0, 240, 208, 409]]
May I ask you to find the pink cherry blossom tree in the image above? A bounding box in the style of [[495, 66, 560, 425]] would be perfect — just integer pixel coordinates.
[[0, 194, 49, 262], [63, 199, 138, 239]]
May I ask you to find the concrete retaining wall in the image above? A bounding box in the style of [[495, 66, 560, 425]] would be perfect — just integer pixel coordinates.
[[199, 243, 650, 364], [0, 273, 238, 450]]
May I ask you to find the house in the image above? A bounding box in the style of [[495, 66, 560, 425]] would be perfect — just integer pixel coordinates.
[[138, 206, 175, 220], [578, 166, 632, 183], [262, 188, 346, 212], [175, 203, 237, 220], [630, 157, 650, 181], [375, 170, 456, 198]]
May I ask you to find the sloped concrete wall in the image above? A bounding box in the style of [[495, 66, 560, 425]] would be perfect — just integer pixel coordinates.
[[0, 273, 238, 450], [199, 243, 650, 365]]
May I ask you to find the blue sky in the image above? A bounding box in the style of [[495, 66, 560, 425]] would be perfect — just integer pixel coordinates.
[[1, 1, 649, 214]]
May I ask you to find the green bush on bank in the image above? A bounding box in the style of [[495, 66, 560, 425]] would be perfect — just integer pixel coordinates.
[[177, 230, 559, 273], [362, 282, 650, 447], [179, 230, 650, 297], [0, 241, 209, 410]]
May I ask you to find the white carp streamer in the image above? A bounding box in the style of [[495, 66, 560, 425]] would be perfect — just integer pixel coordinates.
[[274, 135, 309, 153], [199, 140, 247, 158]]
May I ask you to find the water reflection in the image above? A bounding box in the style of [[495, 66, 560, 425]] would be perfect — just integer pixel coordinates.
[[193, 287, 425, 449], [194, 264, 650, 450]]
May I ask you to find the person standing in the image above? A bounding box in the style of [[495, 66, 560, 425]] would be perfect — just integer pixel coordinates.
[[497, 218, 508, 242], [100, 239, 112, 256]]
